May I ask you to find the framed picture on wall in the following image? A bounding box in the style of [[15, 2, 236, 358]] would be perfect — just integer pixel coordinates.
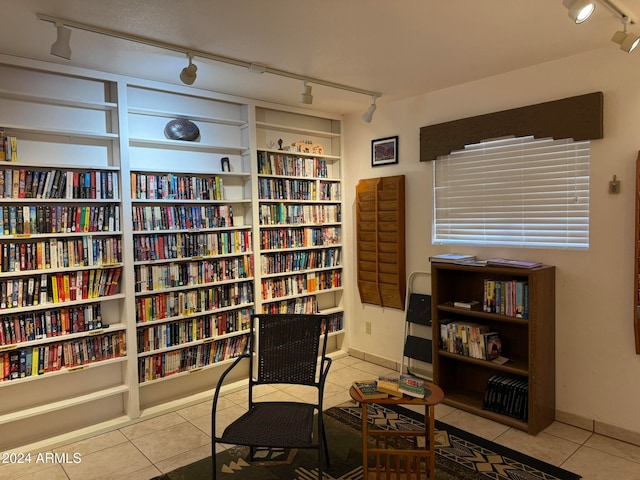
[[372, 136, 398, 167]]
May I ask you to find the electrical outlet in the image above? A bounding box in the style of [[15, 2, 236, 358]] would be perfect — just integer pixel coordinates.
[[365, 321, 372, 334]]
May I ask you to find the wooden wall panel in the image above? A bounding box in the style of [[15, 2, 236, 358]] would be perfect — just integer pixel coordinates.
[[356, 175, 406, 309]]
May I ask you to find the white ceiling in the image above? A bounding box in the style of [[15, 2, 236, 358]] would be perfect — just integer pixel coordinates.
[[0, 0, 639, 115]]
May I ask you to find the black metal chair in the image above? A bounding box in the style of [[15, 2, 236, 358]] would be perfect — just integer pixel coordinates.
[[211, 313, 332, 479]]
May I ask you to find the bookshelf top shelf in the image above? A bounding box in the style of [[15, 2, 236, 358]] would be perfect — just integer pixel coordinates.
[[128, 107, 247, 127], [129, 137, 246, 154], [0, 88, 117, 111], [256, 121, 340, 139]]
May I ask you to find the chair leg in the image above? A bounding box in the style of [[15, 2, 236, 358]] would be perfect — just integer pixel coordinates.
[[321, 418, 330, 466], [211, 440, 217, 480]]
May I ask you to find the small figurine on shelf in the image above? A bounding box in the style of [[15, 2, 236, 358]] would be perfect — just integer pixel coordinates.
[[278, 138, 283, 150]]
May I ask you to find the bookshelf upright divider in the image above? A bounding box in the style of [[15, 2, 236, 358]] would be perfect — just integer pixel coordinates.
[[431, 262, 555, 434]]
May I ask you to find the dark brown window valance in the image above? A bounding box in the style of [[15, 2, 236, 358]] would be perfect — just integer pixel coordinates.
[[420, 91, 603, 162]]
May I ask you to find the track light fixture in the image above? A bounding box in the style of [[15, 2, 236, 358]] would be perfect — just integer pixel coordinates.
[[50, 23, 72, 60], [563, 0, 596, 23], [180, 54, 197, 85], [300, 81, 313, 104], [36, 14, 381, 109], [362, 96, 378, 123], [612, 18, 640, 52]]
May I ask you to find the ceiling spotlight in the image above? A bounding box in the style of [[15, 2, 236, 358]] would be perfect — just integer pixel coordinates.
[[612, 17, 640, 53], [50, 23, 72, 60], [180, 54, 197, 85], [612, 26, 640, 53], [300, 81, 313, 104], [362, 96, 378, 123], [563, 0, 596, 24]]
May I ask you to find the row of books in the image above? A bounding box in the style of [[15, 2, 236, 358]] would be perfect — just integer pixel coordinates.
[[137, 334, 248, 382], [260, 226, 341, 250], [484, 279, 529, 318], [135, 283, 254, 323], [136, 308, 252, 353], [0, 304, 104, 345], [133, 230, 251, 262], [318, 181, 341, 201], [261, 295, 318, 313], [482, 375, 529, 421], [258, 177, 318, 201], [131, 172, 225, 201], [131, 205, 234, 232], [261, 270, 341, 299], [133, 256, 253, 292], [320, 312, 344, 335], [1, 204, 120, 236], [0, 267, 122, 310], [260, 248, 341, 275], [439, 320, 502, 361], [257, 151, 329, 179], [1, 168, 119, 200], [0, 132, 18, 162], [258, 203, 341, 225], [0, 331, 126, 381], [1, 236, 121, 273]]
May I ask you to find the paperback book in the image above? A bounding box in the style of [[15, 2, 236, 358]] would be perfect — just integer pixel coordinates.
[[399, 374, 426, 398], [429, 253, 476, 264], [486, 258, 542, 269], [352, 380, 389, 400], [376, 374, 402, 397]]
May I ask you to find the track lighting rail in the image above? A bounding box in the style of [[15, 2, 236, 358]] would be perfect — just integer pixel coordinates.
[[36, 13, 381, 102]]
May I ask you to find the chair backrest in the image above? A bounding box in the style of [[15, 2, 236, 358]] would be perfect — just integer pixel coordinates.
[[250, 314, 327, 386]]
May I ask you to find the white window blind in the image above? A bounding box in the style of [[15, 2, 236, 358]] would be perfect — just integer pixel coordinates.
[[433, 136, 590, 248]]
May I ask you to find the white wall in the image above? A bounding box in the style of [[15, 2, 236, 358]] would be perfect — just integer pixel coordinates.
[[342, 45, 640, 435]]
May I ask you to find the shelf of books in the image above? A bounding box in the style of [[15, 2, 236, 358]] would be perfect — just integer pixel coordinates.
[[254, 107, 345, 345], [430, 262, 555, 434], [127, 85, 255, 408], [0, 63, 130, 450]]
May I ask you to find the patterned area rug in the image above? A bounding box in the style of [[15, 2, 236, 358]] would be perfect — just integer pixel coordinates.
[[154, 403, 581, 480]]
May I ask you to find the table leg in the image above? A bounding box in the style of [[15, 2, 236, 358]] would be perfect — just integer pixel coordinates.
[[362, 402, 368, 477], [427, 404, 435, 478]]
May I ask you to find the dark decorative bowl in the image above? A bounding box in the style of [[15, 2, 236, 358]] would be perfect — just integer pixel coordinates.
[[164, 119, 200, 141]]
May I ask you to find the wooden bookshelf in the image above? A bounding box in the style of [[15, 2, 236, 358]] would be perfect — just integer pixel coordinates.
[[431, 262, 555, 434], [356, 175, 406, 309]]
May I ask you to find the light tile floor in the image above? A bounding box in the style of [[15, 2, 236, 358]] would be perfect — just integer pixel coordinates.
[[2, 355, 640, 480]]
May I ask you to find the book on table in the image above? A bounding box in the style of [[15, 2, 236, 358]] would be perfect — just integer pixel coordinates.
[[399, 374, 427, 398], [376, 374, 402, 397], [352, 380, 389, 400]]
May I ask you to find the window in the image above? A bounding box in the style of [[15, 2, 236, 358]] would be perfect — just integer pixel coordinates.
[[433, 136, 589, 248]]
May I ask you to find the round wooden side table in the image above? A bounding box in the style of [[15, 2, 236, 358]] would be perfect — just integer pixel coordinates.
[[349, 382, 445, 479]]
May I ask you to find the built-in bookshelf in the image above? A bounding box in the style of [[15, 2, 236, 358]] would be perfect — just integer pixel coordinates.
[[255, 107, 344, 340], [0, 56, 347, 451], [0, 63, 128, 449], [431, 262, 555, 434], [126, 85, 254, 408]]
